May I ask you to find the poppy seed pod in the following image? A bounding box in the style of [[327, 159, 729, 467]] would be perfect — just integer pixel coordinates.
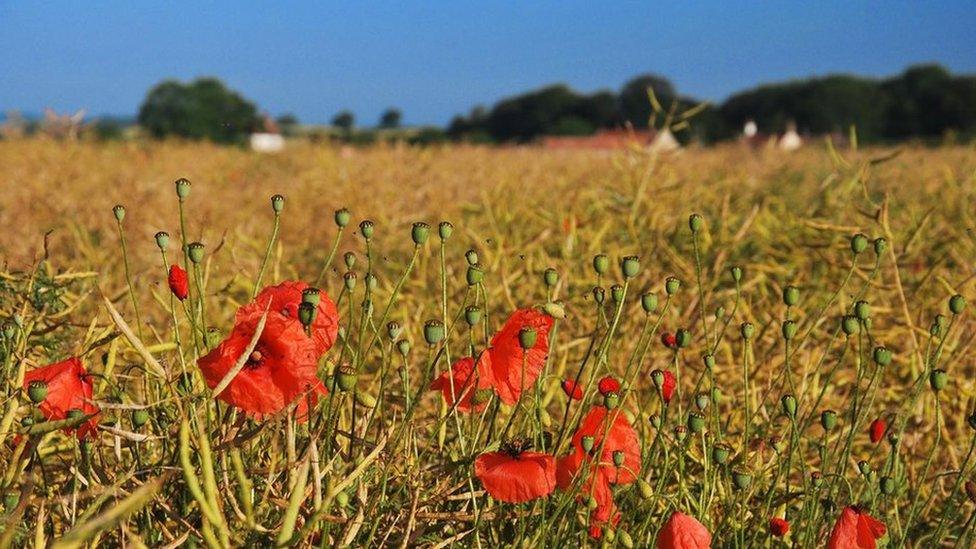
[[687, 412, 706, 433], [781, 394, 797, 418], [621, 255, 640, 279], [740, 322, 755, 340], [343, 251, 356, 270], [850, 233, 869, 255], [674, 425, 687, 442], [336, 364, 358, 392], [386, 321, 402, 340], [359, 220, 374, 240], [729, 265, 743, 282], [175, 177, 191, 200], [465, 249, 479, 266], [438, 221, 453, 241], [466, 264, 485, 286], [651, 369, 665, 389], [689, 213, 704, 233], [298, 301, 317, 328], [270, 194, 285, 214], [343, 271, 357, 291], [675, 328, 691, 348], [592, 254, 609, 276], [112, 204, 126, 222], [783, 285, 799, 307], [2, 322, 15, 340], [715, 305, 726, 320], [592, 286, 605, 304], [821, 409, 838, 431], [27, 380, 48, 403], [732, 470, 753, 490], [712, 443, 731, 464], [154, 231, 170, 251], [648, 414, 662, 429], [702, 353, 716, 371], [950, 294, 966, 315], [411, 222, 430, 245], [518, 327, 537, 350], [610, 284, 624, 304], [396, 339, 410, 357], [873, 237, 887, 255], [880, 476, 896, 495], [810, 471, 824, 488], [334, 208, 351, 228], [641, 292, 658, 313], [543, 268, 558, 288], [857, 460, 872, 476], [929, 369, 948, 391], [841, 315, 859, 336], [618, 529, 634, 549], [612, 450, 625, 467], [187, 242, 205, 264], [132, 408, 150, 429], [854, 300, 870, 321], [603, 391, 620, 410], [872, 346, 892, 366], [638, 478, 654, 499], [581, 435, 595, 453], [464, 306, 482, 326], [782, 320, 797, 340], [423, 320, 445, 345], [301, 287, 321, 307], [695, 392, 710, 411], [665, 276, 681, 295], [364, 273, 377, 291]]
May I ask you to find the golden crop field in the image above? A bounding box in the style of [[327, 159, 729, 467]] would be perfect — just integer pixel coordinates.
[[1, 138, 975, 547]]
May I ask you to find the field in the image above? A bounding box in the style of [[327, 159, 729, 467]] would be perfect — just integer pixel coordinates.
[[1, 138, 975, 547]]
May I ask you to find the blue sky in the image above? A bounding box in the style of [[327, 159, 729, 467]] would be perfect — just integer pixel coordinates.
[[1, 1, 974, 126]]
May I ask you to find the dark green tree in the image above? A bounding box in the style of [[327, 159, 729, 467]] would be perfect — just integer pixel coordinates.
[[137, 78, 259, 143], [619, 74, 677, 128], [379, 108, 402, 129], [332, 111, 355, 132]]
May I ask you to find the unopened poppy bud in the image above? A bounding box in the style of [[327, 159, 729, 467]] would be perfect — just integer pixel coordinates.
[[270, 194, 284, 214], [543, 301, 566, 319], [464, 306, 482, 326], [781, 394, 797, 418], [518, 327, 537, 350], [343, 251, 356, 270], [872, 346, 892, 366], [612, 450, 625, 467], [154, 231, 170, 250], [438, 221, 453, 241], [675, 328, 691, 348], [687, 412, 705, 433], [592, 286, 605, 304], [581, 436, 595, 453], [411, 222, 430, 245], [729, 266, 743, 282], [638, 479, 654, 499], [336, 365, 358, 392], [466, 264, 484, 286], [858, 460, 872, 476], [465, 249, 479, 266], [689, 213, 703, 233], [610, 284, 624, 304], [930, 369, 948, 391], [869, 418, 887, 443], [132, 409, 150, 429], [782, 320, 797, 340], [27, 380, 48, 403], [334, 208, 351, 227], [471, 388, 493, 405], [343, 271, 357, 291], [187, 242, 205, 264], [641, 292, 658, 313], [621, 255, 640, 279], [112, 204, 126, 222], [301, 287, 321, 307], [851, 233, 868, 255], [695, 392, 710, 411], [712, 443, 731, 464], [593, 254, 609, 276], [298, 301, 317, 328], [783, 285, 799, 307], [665, 276, 681, 295], [175, 177, 191, 200], [603, 391, 620, 410], [359, 220, 374, 240], [703, 353, 716, 370], [854, 300, 870, 321], [740, 322, 755, 340], [967, 480, 976, 503], [732, 470, 752, 490], [543, 268, 558, 288], [423, 320, 445, 345], [880, 476, 895, 495], [674, 425, 687, 442], [617, 529, 634, 549], [842, 315, 859, 336], [950, 294, 966, 315], [821, 409, 838, 431]]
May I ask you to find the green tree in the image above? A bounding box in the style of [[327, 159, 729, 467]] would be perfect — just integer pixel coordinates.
[[137, 78, 259, 143], [332, 111, 355, 132], [619, 74, 676, 128], [379, 108, 402, 129]]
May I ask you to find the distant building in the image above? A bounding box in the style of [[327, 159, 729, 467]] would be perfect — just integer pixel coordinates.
[[250, 115, 285, 153], [778, 121, 803, 151]]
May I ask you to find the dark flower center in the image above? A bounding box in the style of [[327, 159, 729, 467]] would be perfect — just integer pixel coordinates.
[[246, 349, 265, 369], [501, 437, 532, 459]]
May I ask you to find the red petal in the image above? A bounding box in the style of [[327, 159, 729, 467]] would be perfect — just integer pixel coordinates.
[[483, 309, 554, 405], [656, 511, 711, 549], [474, 451, 556, 503]]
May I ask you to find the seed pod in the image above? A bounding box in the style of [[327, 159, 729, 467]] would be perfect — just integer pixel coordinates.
[[851, 233, 868, 255], [187, 242, 205, 264], [950, 294, 966, 315], [359, 220, 374, 240], [132, 409, 150, 429], [423, 320, 445, 345], [543, 268, 558, 288], [729, 266, 743, 282], [781, 394, 797, 418], [355, 391, 377, 408], [732, 470, 752, 490], [872, 346, 892, 366], [335, 364, 358, 392], [298, 301, 317, 328], [782, 320, 797, 340], [603, 392, 620, 410], [621, 255, 640, 279], [712, 443, 731, 465], [109, 204, 125, 223], [783, 285, 799, 307], [592, 254, 609, 276], [701, 354, 716, 372], [270, 194, 285, 214], [648, 414, 661, 429], [175, 177, 192, 200], [673, 425, 687, 442], [675, 328, 691, 348], [336, 491, 350, 507], [641, 292, 658, 313], [154, 231, 170, 251], [740, 322, 755, 340], [612, 450, 625, 467], [465, 249, 479, 266], [610, 284, 624, 304], [466, 264, 485, 286], [665, 276, 681, 295], [581, 436, 595, 453], [687, 412, 706, 433], [3, 492, 19, 511], [343, 251, 356, 270], [873, 237, 887, 255], [438, 221, 454, 240], [343, 272, 357, 291], [385, 320, 401, 338], [592, 286, 605, 305], [857, 460, 872, 476], [518, 327, 537, 350], [396, 339, 410, 357], [618, 530, 634, 549], [543, 301, 566, 319], [302, 287, 321, 307], [334, 208, 351, 228], [689, 213, 704, 233], [695, 392, 710, 411], [854, 300, 870, 321], [27, 380, 48, 403], [411, 222, 430, 245], [715, 305, 726, 320], [821, 409, 838, 431], [880, 476, 895, 495], [464, 306, 482, 326], [841, 315, 859, 336], [930, 369, 948, 391]]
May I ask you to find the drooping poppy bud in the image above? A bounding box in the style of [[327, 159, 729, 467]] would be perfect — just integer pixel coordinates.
[[598, 376, 621, 396], [562, 379, 583, 400], [769, 517, 789, 537], [869, 418, 886, 444], [168, 265, 189, 301]]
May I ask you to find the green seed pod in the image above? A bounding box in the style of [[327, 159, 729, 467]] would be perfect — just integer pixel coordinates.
[[612, 450, 625, 467], [396, 339, 410, 357], [880, 476, 896, 495], [610, 284, 624, 304], [603, 392, 620, 410], [740, 322, 755, 340], [466, 264, 485, 286], [638, 478, 654, 499], [334, 208, 351, 228], [729, 266, 743, 282], [66, 408, 85, 422], [930, 318, 942, 337], [857, 460, 872, 476], [187, 242, 205, 264], [343, 271, 357, 291], [20, 416, 34, 428], [587, 496, 599, 510], [782, 320, 797, 340], [465, 249, 479, 266], [543, 301, 566, 319], [712, 443, 732, 465], [695, 392, 710, 411], [518, 327, 537, 350], [872, 346, 892, 366], [112, 204, 126, 222], [581, 436, 595, 453], [783, 285, 799, 307], [593, 254, 609, 276], [336, 491, 350, 508], [3, 492, 19, 511], [687, 412, 706, 433], [343, 251, 356, 270], [673, 425, 687, 442], [873, 237, 887, 255], [411, 222, 430, 245], [154, 231, 170, 251], [423, 320, 445, 346], [298, 302, 317, 328], [650, 369, 665, 390], [641, 292, 658, 314], [821, 409, 838, 431], [715, 305, 726, 321], [3, 322, 16, 340], [950, 294, 966, 315], [336, 364, 358, 392], [27, 380, 48, 403], [175, 178, 192, 200], [854, 300, 870, 321], [270, 194, 285, 214], [365, 273, 378, 291], [302, 287, 321, 307], [543, 268, 558, 288], [675, 328, 691, 348], [851, 233, 869, 255], [648, 414, 662, 429], [665, 276, 681, 295], [781, 394, 797, 418], [386, 321, 402, 340], [132, 409, 150, 429], [930, 369, 948, 391], [438, 221, 454, 241], [732, 470, 752, 490], [592, 286, 605, 305], [464, 306, 482, 326], [841, 315, 859, 336], [621, 255, 640, 279], [618, 529, 634, 549], [689, 213, 704, 233], [359, 220, 374, 240]]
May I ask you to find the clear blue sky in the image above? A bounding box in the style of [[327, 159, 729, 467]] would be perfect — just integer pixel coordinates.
[[1, 1, 974, 126]]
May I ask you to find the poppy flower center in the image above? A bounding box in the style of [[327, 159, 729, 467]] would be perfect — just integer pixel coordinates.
[[501, 437, 532, 459], [246, 349, 265, 369]]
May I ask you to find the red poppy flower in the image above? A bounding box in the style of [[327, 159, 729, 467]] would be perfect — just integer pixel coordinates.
[[474, 440, 556, 503], [479, 308, 554, 405], [661, 332, 678, 349], [23, 357, 100, 439], [869, 418, 886, 444], [241, 281, 340, 357], [827, 506, 886, 549], [562, 379, 583, 400], [430, 356, 492, 413], [557, 406, 641, 490], [769, 517, 789, 537], [597, 375, 621, 396], [168, 264, 189, 301], [657, 511, 712, 549], [661, 370, 677, 403]]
